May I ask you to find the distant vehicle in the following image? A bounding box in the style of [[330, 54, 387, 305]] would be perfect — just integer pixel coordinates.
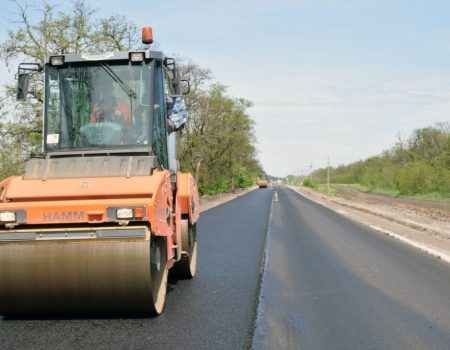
[[257, 175, 268, 188]]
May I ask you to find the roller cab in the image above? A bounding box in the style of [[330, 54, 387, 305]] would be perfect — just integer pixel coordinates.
[[0, 29, 199, 316]]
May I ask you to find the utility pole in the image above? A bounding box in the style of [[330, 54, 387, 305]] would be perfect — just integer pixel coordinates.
[[309, 163, 313, 180], [327, 155, 330, 192]]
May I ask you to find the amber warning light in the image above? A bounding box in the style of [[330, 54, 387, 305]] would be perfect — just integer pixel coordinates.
[[142, 26, 153, 45]]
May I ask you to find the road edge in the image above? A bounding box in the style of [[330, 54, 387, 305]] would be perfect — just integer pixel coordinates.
[[251, 189, 276, 349]]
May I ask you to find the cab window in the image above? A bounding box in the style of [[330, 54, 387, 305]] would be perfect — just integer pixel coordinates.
[[152, 61, 168, 168]]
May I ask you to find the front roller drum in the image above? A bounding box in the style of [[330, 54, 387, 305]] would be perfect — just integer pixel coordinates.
[[0, 229, 168, 316]]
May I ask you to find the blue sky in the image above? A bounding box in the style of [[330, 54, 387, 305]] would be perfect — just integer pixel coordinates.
[[1, 0, 450, 177]]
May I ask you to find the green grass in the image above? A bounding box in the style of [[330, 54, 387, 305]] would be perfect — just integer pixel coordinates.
[[317, 184, 337, 196]]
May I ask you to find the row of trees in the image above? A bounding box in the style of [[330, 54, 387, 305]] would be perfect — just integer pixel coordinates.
[[0, 0, 263, 194], [312, 123, 450, 195], [178, 70, 262, 194]]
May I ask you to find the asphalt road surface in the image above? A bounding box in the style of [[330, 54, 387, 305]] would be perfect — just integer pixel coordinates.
[[253, 186, 450, 350], [0, 189, 273, 350], [1, 186, 450, 350]]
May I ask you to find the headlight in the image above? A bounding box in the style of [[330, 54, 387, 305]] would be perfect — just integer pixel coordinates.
[[116, 208, 133, 219], [129, 52, 144, 62], [107, 206, 145, 221], [49, 55, 64, 66], [0, 212, 17, 222]]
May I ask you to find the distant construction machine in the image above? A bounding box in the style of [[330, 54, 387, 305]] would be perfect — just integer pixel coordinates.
[[257, 174, 268, 188], [0, 27, 199, 316]]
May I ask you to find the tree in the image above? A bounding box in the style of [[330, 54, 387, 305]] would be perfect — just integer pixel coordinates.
[[0, 0, 140, 177], [178, 80, 262, 194], [311, 123, 450, 195]]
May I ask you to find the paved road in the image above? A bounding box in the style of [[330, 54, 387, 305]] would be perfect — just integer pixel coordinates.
[[253, 186, 450, 350], [2, 186, 450, 350], [0, 189, 273, 350]]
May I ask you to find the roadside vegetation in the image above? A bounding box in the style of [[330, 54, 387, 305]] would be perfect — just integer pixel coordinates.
[[302, 178, 317, 190], [311, 123, 450, 200], [177, 64, 262, 195], [292, 177, 336, 196], [0, 0, 263, 195]]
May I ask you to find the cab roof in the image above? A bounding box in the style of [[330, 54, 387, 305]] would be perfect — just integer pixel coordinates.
[[45, 50, 164, 64]]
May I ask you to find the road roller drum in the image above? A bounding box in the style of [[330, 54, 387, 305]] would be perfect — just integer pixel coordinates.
[[0, 227, 168, 316]]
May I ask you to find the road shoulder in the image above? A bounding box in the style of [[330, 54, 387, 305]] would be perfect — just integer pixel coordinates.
[[287, 185, 450, 264]]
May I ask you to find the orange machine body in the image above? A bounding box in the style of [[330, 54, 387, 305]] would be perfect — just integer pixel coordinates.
[[0, 169, 199, 266]]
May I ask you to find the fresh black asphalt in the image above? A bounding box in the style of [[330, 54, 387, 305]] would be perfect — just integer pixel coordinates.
[[0, 188, 273, 350]]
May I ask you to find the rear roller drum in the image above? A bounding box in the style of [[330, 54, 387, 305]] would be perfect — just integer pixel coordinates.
[[149, 236, 168, 315], [173, 219, 197, 278]]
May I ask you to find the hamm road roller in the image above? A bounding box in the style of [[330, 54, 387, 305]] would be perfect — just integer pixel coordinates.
[[0, 27, 199, 316]]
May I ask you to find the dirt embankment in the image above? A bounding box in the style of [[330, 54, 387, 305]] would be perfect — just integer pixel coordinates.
[[288, 185, 450, 264]]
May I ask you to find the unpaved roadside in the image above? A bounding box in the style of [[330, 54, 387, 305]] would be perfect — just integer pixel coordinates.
[[287, 185, 450, 264]]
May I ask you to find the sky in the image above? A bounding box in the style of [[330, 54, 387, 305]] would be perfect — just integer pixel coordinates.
[[1, 0, 450, 177]]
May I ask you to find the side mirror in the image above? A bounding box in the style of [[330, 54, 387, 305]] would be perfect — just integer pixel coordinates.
[[16, 73, 30, 101], [180, 79, 190, 95]]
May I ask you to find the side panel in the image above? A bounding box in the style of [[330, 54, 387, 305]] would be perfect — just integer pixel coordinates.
[[176, 172, 200, 224], [148, 170, 173, 237], [147, 169, 176, 264]]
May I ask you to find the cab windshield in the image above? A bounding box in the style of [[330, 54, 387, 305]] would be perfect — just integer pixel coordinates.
[[45, 61, 152, 151]]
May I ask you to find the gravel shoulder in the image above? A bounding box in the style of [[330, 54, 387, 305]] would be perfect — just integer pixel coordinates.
[[287, 185, 450, 264]]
